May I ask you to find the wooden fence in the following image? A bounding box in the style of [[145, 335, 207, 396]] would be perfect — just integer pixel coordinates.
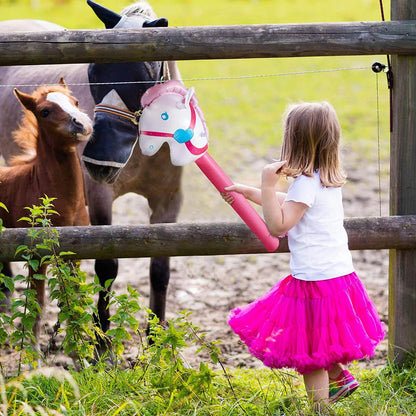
[[0, 0, 415, 364], [0, 216, 414, 261]]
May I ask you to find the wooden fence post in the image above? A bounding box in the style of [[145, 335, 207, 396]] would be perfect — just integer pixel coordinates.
[[389, 1, 416, 364]]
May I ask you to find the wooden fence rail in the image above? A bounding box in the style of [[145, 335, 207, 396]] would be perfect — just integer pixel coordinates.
[[0, 215, 414, 262], [0, 20, 416, 65]]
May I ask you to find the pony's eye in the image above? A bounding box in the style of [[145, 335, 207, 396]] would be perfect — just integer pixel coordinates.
[[40, 109, 50, 118], [161, 112, 169, 121], [75, 100, 79, 107]]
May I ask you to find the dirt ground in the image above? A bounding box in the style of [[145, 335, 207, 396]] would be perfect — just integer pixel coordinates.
[[1, 149, 390, 373]]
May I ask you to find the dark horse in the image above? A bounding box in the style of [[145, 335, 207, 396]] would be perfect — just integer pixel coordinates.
[[0, 80, 92, 340], [0, 1, 183, 346]]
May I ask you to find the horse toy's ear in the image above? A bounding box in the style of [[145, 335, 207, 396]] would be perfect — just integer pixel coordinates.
[[14, 89, 36, 113], [87, 0, 122, 29], [58, 77, 68, 88]]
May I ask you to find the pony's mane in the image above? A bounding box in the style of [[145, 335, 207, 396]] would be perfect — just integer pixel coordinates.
[[120, 1, 157, 19], [11, 84, 71, 165]]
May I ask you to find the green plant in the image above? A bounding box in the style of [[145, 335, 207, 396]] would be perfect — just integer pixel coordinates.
[[48, 257, 101, 365], [106, 284, 142, 364], [0, 196, 200, 375], [0, 196, 101, 372], [7, 197, 59, 372]]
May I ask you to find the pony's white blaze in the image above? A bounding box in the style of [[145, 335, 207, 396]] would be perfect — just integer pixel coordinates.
[[46, 92, 93, 137]]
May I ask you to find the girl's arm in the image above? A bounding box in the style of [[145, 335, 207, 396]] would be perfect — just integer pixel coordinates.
[[222, 184, 262, 205], [223, 184, 287, 206], [261, 161, 308, 236]]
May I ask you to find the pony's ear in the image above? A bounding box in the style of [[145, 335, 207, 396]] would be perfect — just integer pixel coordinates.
[[14, 89, 36, 113], [58, 77, 68, 88]]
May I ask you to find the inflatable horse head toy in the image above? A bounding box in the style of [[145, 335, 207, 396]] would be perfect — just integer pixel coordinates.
[[139, 80, 209, 166], [139, 80, 279, 252]]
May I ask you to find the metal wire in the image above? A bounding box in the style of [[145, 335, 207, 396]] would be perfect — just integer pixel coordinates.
[[0, 65, 369, 88]]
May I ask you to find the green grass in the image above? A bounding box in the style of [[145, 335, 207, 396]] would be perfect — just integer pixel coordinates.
[[3, 360, 416, 415]]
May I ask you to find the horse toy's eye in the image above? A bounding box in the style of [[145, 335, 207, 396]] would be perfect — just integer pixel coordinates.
[[74, 100, 80, 107], [40, 109, 50, 118], [161, 112, 169, 121]]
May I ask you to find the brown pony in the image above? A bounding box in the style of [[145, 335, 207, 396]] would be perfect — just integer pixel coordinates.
[[0, 79, 92, 340]]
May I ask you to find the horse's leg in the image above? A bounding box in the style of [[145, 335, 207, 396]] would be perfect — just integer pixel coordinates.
[[147, 188, 183, 324], [0, 262, 12, 311], [84, 179, 118, 344], [149, 257, 170, 323]]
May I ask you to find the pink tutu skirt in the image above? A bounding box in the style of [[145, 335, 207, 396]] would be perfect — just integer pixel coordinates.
[[228, 272, 385, 375]]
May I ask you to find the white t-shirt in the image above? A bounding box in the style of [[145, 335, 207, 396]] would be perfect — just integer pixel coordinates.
[[285, 172, 354, 281]]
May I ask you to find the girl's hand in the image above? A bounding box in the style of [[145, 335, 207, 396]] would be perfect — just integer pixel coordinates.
[[221, 184, 246, 204], [221, 191, 234, 204], [262, 160, 286, 188]]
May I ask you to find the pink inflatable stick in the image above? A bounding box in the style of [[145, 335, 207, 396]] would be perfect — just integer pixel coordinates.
[[195, 153, 279, 252]]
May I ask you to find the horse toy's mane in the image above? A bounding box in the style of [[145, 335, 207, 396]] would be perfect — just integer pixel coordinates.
[[141, 79, 208, 133], [11, 84, 72, 166]]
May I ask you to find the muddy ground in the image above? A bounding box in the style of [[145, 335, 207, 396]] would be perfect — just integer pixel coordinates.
[[1, 149, 390, 373]]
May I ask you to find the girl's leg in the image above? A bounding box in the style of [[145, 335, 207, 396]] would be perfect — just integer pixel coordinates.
[[303, 368, 329, 404], [328, 363, 344, 380]]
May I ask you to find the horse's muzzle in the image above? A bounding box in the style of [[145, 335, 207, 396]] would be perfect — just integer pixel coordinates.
[[83, 161, 122, 184], [82, 110, 138, 184], [71, 118, 93, 142]]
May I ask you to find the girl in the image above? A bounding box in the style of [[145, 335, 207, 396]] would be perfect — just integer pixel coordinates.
[[223, 101, 384, 411]]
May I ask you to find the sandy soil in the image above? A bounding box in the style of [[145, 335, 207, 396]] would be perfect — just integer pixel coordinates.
[[1, 149, 390, 373]]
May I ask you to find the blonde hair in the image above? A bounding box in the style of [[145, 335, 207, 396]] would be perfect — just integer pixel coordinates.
[[280, 101, 346, 187]]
